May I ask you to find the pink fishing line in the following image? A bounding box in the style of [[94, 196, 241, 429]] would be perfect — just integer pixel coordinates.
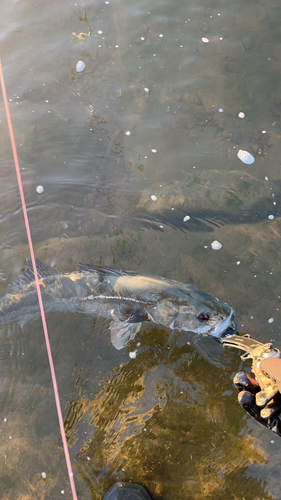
[[0, 59, 78, 500]]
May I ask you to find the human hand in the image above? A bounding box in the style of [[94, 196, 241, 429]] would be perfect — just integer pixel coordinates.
[[234, 371, 281, 436]]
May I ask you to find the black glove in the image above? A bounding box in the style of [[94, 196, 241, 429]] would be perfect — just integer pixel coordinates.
[[234, 371, 281, 436]]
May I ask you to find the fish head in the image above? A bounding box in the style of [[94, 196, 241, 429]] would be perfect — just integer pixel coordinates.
[[151, 285, 236, 338], [173, 301, 236, 337]]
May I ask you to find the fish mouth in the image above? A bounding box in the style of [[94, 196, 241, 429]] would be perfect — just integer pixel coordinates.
[[210, 308, 237, 338]]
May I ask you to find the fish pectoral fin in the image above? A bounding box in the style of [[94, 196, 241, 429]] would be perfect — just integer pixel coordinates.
[[112, 303, 149, 324], [110, 304, 148, 349], [109, 320, 141, 350]]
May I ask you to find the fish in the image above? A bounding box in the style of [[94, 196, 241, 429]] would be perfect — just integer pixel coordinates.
[[0, 259, 236, 349]]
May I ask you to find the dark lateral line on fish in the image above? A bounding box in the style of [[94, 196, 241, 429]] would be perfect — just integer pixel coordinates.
[[84, 294, 150, 305]]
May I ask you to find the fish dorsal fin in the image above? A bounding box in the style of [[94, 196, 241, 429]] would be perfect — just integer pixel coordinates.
[[12, 258, 60, 291], [78, 263, 137, 277]]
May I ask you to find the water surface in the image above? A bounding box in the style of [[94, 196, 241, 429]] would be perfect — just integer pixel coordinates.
[[1, 0, 281, 498]]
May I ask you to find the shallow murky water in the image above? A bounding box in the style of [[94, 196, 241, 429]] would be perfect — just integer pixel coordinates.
[[1, 0, 281, 498]]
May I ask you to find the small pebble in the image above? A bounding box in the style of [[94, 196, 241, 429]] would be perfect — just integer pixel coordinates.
[[271, 440, 275, 443], [219, 108, 223, 112], [125, 131, 131, 136], [237, 261, 240, 265], [237, 149, 255, 165], [183, 215, 190, 222], [268, 215, 274, 220], [268, 318, 274, 323], [61, 491, 65, 495], [151, 195, 157, 201], [159, 34, 163, 37], [36, 185, 44, 194], [151, 149, 157, 153], [41, 472, 47, 479], [76, 60, 85, 72], [144, 88, 149, 93], [265, 176, 268, 181], [97, 30, 103, 34], [202, 37, 209, 43], [262, 130, 266, 134], [129, 351, 137, 359], [238, 112, 245, 118], [211, 240, 222, 250]]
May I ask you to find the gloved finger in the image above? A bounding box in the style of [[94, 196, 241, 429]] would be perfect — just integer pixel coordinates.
[[233, 371, 260, 394], [260, 393, 281, 425], [269, 415, 281, 436], [237, 390, 269, 427], [260, 395, 281, 436]]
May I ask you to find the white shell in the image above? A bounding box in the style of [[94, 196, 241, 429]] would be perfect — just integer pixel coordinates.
[[36, 185, 44, 194], [76, 60, 85, 72], [150, 195, 157, 201], [237, 149, 255, 164], [211, 240, 222, 250], [183, 215, 190, 222], [202, 37, 209, 43], [238, 112, 245, 118]]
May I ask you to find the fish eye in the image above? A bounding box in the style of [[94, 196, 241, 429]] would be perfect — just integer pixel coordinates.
[[197, 312, 210, 322]]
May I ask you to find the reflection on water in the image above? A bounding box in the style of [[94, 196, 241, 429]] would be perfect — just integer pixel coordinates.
[[1, 0, 281, 497], [65, 330, 272, 499]]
